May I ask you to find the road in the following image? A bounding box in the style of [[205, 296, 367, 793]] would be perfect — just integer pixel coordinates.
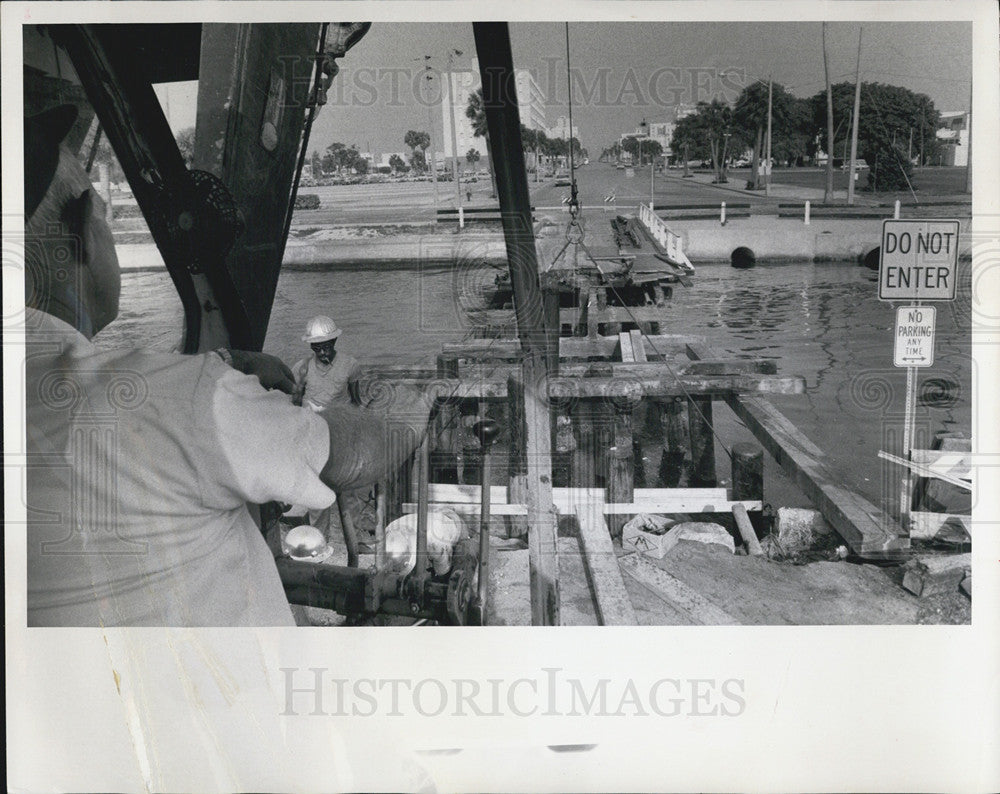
[[291, 162, 970, 227]]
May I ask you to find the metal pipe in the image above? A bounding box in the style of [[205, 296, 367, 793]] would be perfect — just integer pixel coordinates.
[[375, 480, 387, 570], [472, 22, 550, 364], [478, 442, 492, 608], [415, 436, 430, 579]]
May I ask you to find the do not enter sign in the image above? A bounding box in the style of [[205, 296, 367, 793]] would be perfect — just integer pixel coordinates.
[[879, 219, 960, 301]]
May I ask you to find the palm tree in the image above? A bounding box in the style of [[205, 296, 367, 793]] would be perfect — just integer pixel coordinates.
[[403, 130, 430, 172], [733, 81, 793, 189], [465, 89, 497, 198]]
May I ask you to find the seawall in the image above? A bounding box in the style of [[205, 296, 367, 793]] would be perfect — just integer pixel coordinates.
[[113, 215, 973, 271]]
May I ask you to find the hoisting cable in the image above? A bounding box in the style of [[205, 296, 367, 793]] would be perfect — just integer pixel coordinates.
[[565, 22, 579, 215]]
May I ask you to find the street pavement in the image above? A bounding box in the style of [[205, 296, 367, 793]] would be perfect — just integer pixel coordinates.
[[291, 162, 970, 227]]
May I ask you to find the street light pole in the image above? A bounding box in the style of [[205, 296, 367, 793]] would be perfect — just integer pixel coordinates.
[[426, 75, 440, 206], [445, 49, 465, 228], [765, 77, 773, 196], [847, 28, 863, 206]]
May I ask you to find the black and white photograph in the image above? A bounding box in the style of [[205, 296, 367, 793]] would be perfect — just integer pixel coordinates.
[[5, 1, 999, 791]]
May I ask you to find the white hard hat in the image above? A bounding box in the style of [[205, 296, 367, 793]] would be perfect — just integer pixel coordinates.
[[302, 315, 343, 343], [384, 511, 465, 576]]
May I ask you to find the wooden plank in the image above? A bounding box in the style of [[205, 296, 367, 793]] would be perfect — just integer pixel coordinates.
[[561, 334, 701, 359], [427, 484, 605, 507], [619, 553, 740, 625], [728, 395, 908, 554], [427, 485, 727, 505], [909, 511, 972, 540], [910, 449, 972, 481], [403, 502, 528, 517], [686, 360, 777, 375], [442, 335, 701, 360], [560, 306, 668, 324], [574, 505, 638, 626], [604, 500, 762, 514], [878, 450, 972, 491], [405, 498, 762, 516], [629, 329, 648, 362], [902, 553, 971, 597], [635, 487, 728, 500], [397, 374, 806, 401], [618, 331, 636, 362], [732, 503, 764, 555]]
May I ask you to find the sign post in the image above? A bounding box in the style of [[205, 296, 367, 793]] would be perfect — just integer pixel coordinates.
[[879, 219, 959, 530]]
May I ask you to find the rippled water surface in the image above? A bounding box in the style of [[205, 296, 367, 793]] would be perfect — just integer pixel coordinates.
[[99, 260, 972, 507]]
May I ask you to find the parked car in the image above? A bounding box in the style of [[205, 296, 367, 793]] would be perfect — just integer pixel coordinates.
[[840, 159, 869, 170]]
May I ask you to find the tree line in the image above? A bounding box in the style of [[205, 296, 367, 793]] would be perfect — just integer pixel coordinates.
[[666, 80, 944, 191]]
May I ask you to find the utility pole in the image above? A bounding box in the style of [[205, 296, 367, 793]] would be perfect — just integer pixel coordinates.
[[822, 22, 834, 203], [765, 77, 773, 196], [445, 49, 465, 228], [847, 28, 862, 206], [650, 135, 655, 209], [965, 78, 972, 194]]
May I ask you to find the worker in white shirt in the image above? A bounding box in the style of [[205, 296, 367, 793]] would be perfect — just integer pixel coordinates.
[[293, 315, 362, 412], [23, 104, 430, 625]]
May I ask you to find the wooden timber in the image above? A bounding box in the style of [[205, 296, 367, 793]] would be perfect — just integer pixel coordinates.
[[684, 341, 909, 555], [732, 503, 764, 556], [619, 553, 740, 625], [727, 394, 908, 554], [574, 504, 637, 625], [388, 373, 805, 401], [442, 334, 702, 360]]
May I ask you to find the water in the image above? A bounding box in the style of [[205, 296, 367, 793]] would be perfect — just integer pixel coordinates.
[[98, 260, 972, 509]]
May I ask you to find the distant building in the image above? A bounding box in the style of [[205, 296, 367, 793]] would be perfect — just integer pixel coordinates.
[[648, 121, 674, 150], [441, 57, 547, 159], [379, 152, 409, 169], [936, 111, 969, 167], [547, 115, 579, 141]]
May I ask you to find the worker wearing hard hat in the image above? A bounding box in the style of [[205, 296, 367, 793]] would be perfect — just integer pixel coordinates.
[[292, 315, 366, 545], [293, 315, 363, 412]]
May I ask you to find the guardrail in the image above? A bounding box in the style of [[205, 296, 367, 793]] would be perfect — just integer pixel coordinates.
[[639, 203, 693, 270]]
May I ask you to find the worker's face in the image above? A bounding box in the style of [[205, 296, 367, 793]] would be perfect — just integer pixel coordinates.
[[26, 146, 121, 337], [311, 339, 337, 365]]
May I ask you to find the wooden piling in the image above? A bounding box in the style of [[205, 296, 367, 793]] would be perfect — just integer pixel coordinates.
[[435, 354, 460, 476], [659, 396, 688, 487], [731, 442, 764, 501], [687, 396, 717, 487], [506, 371, 529, 539], [509, 365, 560, 626], [607, 399, 636, 538]]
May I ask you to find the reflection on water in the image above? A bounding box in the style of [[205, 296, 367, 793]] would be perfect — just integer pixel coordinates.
[[96, 260, 971, 508]]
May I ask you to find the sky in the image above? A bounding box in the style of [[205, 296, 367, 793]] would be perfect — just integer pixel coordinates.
[[157, 20, 971, 157]]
